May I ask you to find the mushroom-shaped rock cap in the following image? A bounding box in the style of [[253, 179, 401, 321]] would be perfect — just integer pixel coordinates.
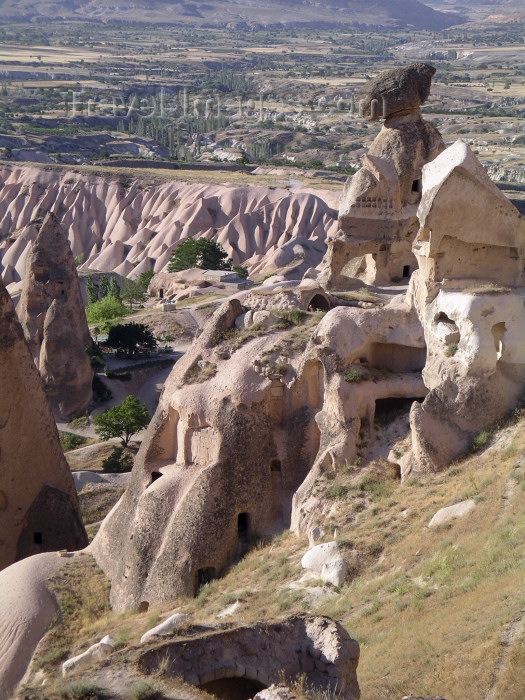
[[356, 63, 436, 121]]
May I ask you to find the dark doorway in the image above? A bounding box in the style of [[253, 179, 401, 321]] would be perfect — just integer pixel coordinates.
[[159, 288, 164, 299], [238, 512, 249, 535], [308, 294, 330, 312], [139, 601, 149, 613], [403, 265, 411, 278], [33, 532, 43, 545], [199, 678, 266, 700], [375, 397, 423, 426], [270, 458, 281, 472], [196, 567, 216, 594], [412, 179, 420, 193], [150, 471, 163, 484]]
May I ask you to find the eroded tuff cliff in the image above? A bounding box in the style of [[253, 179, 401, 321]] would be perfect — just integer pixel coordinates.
[[17, 212, 93, 421], [0, 166, 339, 286], [0, 278, 87, 570]]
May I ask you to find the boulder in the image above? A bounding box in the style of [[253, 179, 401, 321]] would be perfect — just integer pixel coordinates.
[[321, 559, 348, 587], [62, 635, 114, 676], [72, 471, 107, 492], [140, 613, 189, 644], [355, 63, 436, 121], [301, 541, 342, 574], [428, 500, 476, 528]]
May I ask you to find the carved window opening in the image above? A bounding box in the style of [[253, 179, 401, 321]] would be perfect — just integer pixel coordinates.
[[159, 288, 164, 299], [403, 265, 411, 278], [492, 322, 506, 360], [150, 471, 163, 484], [138, 601, 149, 613], [33, 532, 43, 545], [412, 179, 420, 193], [270, 459, 282, 472]]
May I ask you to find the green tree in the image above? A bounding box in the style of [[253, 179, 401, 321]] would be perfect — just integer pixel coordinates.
[[94, 395, 150, 446], [107, 277, 121, 299], [86, 276, 99, 304], [106, 322, 156, 358], [167, 237, 231, 273], [121, 279, 145, 309], [85, 296, 128, 328], [138, 269, 155, 291], [232, 264, 249, 279], [99, 276, 110, 298]]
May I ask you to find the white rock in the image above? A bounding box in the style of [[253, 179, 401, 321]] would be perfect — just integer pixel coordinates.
[[301, 541, 341, 574], [308, 526, 323, 548], [62, 635, 114, 676], [140, 613, 189, 644], [217, 600, 241, 618], [252, 310, 279, 328], [254, 685, 294, 700], [428, 499, 476, 528], [321, 559, 348, 587]]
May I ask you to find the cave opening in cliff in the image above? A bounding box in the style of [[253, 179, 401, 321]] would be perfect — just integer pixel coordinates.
[[308, 294, 330, 312], [199, 677, 267, 700], [238, 512, 250, 536], [374, 397, 423, 426], [195, 567, 216, 595], [403, 265, 411, 278]]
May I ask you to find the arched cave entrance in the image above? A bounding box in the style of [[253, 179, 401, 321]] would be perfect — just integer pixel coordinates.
[[308, 294, 330, 312], [199, 677, 267, 700], [238, 512, 250, 536], [270, 458, 282, 472]]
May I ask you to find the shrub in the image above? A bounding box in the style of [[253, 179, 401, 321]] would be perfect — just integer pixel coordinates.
[[471, 430, 491, 452], [128, 682, 161, 700], [344, 367, 367, 383], [59, 431, 88, 452], [446, 342, 458, 357], [276, 308, 307, 326], [101, 446, 134, 473], [58, 682, 101, 700], [104, 368, 132, 380], [85, 296, 128, 326]]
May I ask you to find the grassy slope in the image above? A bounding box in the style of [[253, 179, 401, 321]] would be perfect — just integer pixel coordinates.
[[23, 413, 525, 699]]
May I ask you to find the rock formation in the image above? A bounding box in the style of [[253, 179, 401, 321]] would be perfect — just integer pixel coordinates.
[[318, 63, 444, 289], [0, 278, 87, 570], [405, 140, 525, 474], [0, 166, 338, 286], [93, 290, 426, 607], [138, 615, 360, 700], [17, 212, 93, 420], [93, 69, 525, 610]]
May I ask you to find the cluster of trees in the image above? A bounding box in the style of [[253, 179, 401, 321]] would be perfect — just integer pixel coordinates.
[[85, 270, 155, 328], [106, 322, 157, 358], [167, 238, 248, 278]]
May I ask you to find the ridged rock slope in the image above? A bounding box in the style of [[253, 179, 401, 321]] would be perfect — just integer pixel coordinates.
[[17, 212, 93, 420], [0, 165, 339, 286], [0, 279, 87, 570]]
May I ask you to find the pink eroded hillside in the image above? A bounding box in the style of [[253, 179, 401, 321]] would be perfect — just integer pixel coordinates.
[[0, 165, 339, 286]]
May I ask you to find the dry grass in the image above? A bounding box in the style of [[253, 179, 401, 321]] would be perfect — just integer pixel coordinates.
[[183, 361, 217, 384], [462, 282, 512, 295], [331, 289, 384, 304]]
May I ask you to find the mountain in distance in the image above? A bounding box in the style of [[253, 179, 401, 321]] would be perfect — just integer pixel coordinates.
[[0, 0, 466, 30]]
